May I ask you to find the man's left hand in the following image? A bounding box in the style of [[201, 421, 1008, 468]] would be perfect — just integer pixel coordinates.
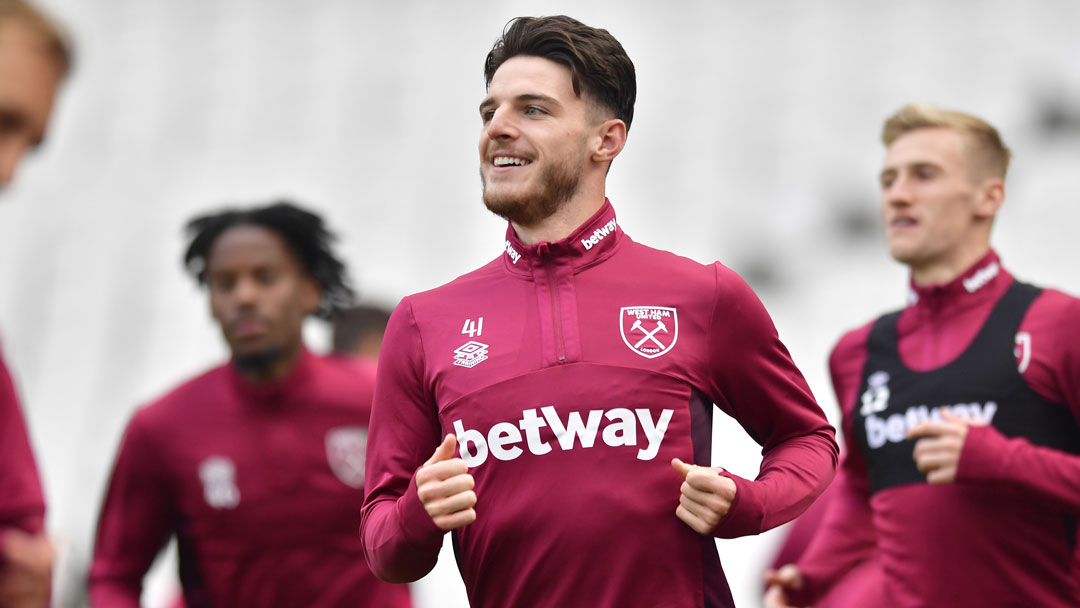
[[671, 458, 737, 534], [907, 410, 988, 484]]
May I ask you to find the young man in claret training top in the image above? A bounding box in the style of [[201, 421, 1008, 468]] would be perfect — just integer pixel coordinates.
[[766, 105, 1080, 608], [361, 15, 838, 608], [0, 2, 70, 605], [89, 202, 412, 608]]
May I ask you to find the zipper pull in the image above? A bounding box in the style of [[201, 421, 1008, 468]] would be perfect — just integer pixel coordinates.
[[537, 242, 551, 258]]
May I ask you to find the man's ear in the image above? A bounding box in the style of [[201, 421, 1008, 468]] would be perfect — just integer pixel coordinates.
[[974, 177, 1004, 219], [302, 277, 322, 316], [591, 118, 627, 164]]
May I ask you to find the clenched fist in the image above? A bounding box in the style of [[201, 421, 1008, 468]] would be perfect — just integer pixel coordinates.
[[671, 458, 737, 535], [416, 435, 478, 531]]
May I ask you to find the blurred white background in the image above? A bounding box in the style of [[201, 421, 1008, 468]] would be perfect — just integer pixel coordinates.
[[2, 0, 1079, 606]]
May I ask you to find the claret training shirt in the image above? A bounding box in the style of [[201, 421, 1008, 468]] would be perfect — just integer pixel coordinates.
[[89, 349, 412, 608], [795, 251, 1080, 607], [361, 200, 838, 608], [0, 344, 45, 538]]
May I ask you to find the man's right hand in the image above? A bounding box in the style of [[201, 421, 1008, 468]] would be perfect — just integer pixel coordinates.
[[415, 434, 477, 531], [764, 564, 804, 608]]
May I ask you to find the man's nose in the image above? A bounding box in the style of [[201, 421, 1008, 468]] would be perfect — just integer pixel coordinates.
[[232, 277, 261, 306], [485, 106, 518, 141], [883, 177, 913, 206]]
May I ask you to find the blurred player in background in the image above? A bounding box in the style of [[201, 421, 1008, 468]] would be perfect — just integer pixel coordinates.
[[762, 477, 882, 607], [0, 1, 70, 606], [360, 15, 837, 608], [89, 202, 412, 607], [332, 304, 391, 363], [766, 104, 1080, 607]]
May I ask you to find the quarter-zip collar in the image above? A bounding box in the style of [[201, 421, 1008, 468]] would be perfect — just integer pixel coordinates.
[[906, 250, 1012, 319], [501, 199, 622, 277]]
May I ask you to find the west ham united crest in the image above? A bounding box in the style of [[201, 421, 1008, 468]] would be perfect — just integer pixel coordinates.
[[325, 426, 368, 489], [620, 306, 678, 359]]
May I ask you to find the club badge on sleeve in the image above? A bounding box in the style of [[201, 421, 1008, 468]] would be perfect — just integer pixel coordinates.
[[620, 306, 678, 359]]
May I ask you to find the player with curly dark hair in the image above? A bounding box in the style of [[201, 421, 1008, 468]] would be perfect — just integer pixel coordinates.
[[90, 201, 412, 608], [181, 200, 355, 379]]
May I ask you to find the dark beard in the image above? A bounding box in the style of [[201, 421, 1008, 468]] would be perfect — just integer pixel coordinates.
[[232, 349, 283, 377], [481, 155, 583, 225]]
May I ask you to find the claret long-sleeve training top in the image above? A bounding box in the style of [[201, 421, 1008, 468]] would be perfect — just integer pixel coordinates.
[[795, 251, 1080, 607], [89, 350, 412, 608], [361, 200, 838, 608], [0, 344, 45, 538]]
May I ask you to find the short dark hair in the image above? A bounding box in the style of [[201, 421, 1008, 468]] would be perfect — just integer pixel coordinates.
[[183, 200, 356, 319], [331, 304, 391, 353], [484, 15, 636, 130]]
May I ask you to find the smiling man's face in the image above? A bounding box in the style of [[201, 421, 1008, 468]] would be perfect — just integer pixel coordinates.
[[477, 55, 598, 227]]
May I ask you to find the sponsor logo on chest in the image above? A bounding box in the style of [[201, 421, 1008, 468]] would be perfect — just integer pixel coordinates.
[[453, 406, 674, 468], [859, 370, 998, 449], [620, 306, 679, 359]]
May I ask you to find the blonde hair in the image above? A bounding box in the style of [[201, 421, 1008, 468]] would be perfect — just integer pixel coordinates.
[[0, 0, 72, 74], [882, 103, 1011, 179]]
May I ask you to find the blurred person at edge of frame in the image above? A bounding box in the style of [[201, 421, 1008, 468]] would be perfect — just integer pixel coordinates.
[[88, 202, 413, 608], [766, 104, 1080, 608], [332, 304, 392, 363], [761, 472, 883, 607], [0, 1, 71, 606]]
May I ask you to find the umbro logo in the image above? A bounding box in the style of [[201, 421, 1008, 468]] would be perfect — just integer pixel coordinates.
[[454, 341, 489, 368], [454, 317, 489, 368]]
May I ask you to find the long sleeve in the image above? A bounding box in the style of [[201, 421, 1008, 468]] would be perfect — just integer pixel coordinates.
[[88, 412, 175, 607], [792, 454, 877, 603], [960, 426, 1080, 512], [359, 299, 446, 583], [0, 354, 45, 537], [786, 327, 879, 603], [705, 264, 839, 538]]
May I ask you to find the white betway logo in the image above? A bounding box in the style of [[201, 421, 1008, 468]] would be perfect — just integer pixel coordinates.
[[963, 261, 999, 293], [453, 406, 674, 468], [504, 240, 521, 264], [865, 402, 998, 449], [580, 219, 617, 250]]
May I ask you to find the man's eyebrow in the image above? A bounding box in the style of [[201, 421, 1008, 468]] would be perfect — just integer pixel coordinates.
[[479, 93, 562, 114], [516, 93, 559, 106]]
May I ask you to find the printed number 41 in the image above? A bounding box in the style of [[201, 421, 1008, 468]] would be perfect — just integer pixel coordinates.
[[462, 317, 484, 338]]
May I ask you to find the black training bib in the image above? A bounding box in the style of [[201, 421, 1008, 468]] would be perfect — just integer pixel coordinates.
[[853, 281, 1080, 494]]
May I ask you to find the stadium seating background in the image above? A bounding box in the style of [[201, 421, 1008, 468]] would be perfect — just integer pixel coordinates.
[[2, 1, 1078, 605]]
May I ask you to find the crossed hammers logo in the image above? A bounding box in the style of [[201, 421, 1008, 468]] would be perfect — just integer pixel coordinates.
[[630, 318, 668, 349]]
